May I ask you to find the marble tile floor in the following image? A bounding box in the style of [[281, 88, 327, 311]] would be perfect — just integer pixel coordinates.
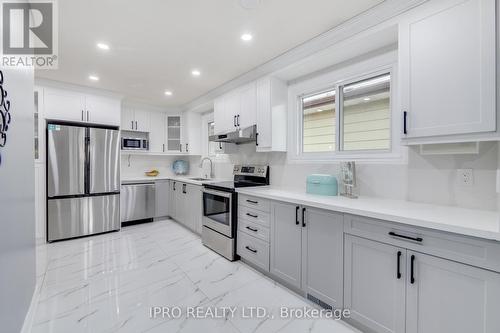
[[27, 219, 360, 333]]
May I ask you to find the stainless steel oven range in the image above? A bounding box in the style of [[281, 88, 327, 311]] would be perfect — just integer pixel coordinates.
[[201, 165, 269, 260]]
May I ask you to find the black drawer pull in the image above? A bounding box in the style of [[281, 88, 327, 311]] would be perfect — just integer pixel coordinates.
[[396, 251, 402, 279], [246, 226, 258, 232], [246, 213, 258, 218], [295, 206, 300, 225], [246, 199, 258, 204], [389, 231, 422, 243], [245, 246, 257, 253], [403, 111, 408, 135], [410, 255, 416, 284]]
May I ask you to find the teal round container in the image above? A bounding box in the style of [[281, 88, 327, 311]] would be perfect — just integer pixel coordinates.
[[306, 174, 338, 196]]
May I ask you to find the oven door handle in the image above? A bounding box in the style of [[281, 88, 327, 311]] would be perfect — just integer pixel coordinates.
[[202, 188, 233, 198]]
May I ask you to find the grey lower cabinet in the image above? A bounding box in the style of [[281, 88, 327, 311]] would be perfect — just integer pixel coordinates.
[[344, 235, 406, 333], [270, 201, 302, 289], [168, 181, 202, 235], [302, 207, 343, 309], [155, 180, 169, 218], [345, 234, 500, 333], [186, 184, 202, 234], [270, 200, 343, 309], [405, 251, 500, 333], [169, 180, 177, 220]]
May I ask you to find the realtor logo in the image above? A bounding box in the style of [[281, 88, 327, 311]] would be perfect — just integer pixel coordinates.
[[1, 0, 58, 68]]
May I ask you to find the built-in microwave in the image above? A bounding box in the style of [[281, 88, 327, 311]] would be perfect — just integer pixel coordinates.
[[121, 137, 149, 150]]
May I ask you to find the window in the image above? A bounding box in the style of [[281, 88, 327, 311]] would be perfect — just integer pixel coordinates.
[[341, 74, 391, 151], [301, 89, 336, 153], [298, 71, 392, 158]]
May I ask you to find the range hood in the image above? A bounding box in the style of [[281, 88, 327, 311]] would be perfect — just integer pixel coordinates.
[[209, 125, 257, 144]]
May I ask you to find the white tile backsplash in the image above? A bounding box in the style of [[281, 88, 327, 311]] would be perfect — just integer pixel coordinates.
[[122, 142, 500, 211]]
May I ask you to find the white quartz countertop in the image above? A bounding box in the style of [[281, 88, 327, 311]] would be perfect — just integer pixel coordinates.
[[236, 187, 500, 242], [121, 176, 224, 186]]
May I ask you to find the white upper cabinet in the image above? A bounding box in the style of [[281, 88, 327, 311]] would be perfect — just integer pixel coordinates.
[[84, 95, 121, 126], [255, 77, 287, 152], [184, 111, 201, 155], [213, 77, 287, 152], [166, 115, 183, 152], [214, 97, 227, 135], [121, 107, 135, 131], [44, 88, 86, 122], [149, 112, 166, 153], [399, 0, 496, 139], [134, 109, 150, 132], [44, 87, 121, 126], [238, 83, 256, 128], [121, 107, 150, 132]]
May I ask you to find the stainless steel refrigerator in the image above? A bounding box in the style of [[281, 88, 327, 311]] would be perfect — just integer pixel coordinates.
[[46, 123, 120, 242]]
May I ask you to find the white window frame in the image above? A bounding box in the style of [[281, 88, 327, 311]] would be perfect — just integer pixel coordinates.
[[288, 51, 407, 163]]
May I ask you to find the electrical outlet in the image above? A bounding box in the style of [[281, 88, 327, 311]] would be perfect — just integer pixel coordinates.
[[457, 169, 474, 186]]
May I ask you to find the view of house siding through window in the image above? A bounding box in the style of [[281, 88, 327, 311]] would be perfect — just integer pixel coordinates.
[[302, 90, 336, 152], [342, 73, 391, 151]]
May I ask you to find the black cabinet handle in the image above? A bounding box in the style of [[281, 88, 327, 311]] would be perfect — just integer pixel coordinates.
[[403, 111, 408, 135], [87, 110, 90, 122], [246, 226, 258, 232], [185, 143, 189, 152], [302, 207, 306, 227], [182, 184, 186, 194], [237, 114, 240, 126], [410, 255, 415, 284], [81, 110, 84, 121], [179, 143, 182, 152], [396, 251, 402, 279], [245, 246, 257, 253], [246, 213, 258, 218], [173, 182, 176, 191], [295, 206, 300, 225], [246, 199, 258, 204], [234, 115, 236, 127], [389, 231, 422, 243], [131, 120, 133, 130], [255, 132, 259, 146], [135, 121, 138, 130]]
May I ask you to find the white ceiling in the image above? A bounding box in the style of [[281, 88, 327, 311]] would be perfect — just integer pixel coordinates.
[[35, 0, 384, 108]]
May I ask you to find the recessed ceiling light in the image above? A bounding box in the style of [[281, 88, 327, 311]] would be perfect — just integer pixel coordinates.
[[96, 43, 110, 50], [363, 97, 371, 101], [88, 75, 99, 81], [241, 33, 253, 41], [191, 69, 201, 77], [164, 90, 173, 96]]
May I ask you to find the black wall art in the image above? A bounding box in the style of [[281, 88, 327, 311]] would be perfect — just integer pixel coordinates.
[[0, 70, 12, 166]]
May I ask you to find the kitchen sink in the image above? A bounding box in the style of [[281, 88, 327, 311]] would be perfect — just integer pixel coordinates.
[[188, 177, 210, 181]]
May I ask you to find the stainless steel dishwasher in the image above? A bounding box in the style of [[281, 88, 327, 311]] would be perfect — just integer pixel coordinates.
[[121, 182, 156, 222]]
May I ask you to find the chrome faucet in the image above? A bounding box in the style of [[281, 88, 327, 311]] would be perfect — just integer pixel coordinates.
[[199, 157, 213, 179]]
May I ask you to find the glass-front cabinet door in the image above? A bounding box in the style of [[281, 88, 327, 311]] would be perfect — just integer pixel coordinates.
[[166, 115, 183, 152]]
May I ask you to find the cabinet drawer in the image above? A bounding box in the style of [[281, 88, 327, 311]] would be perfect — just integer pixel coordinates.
[[238, 205, 270, 227], [239, 219, 269, 242], [238, 194, 270, 213], [344, 214, 500, 273], [237, 231, 270, 272]]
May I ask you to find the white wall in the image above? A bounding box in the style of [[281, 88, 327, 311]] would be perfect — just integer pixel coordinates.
[[0, 66, 36, 332], [121, 154, 205, 179], [189, 141, 498, 211]]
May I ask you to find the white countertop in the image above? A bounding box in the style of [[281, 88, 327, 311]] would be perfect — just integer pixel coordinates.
[[236, 187, 500, 242], [121, 175, 225, 186]]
